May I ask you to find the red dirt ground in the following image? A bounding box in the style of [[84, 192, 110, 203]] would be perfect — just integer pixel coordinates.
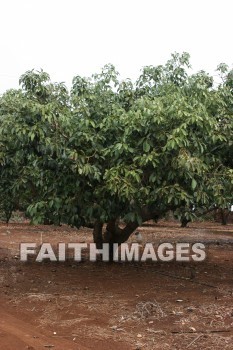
[[0, 221, 232, 350]]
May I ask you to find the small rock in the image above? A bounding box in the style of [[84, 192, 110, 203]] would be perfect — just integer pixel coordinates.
[[187, 307, 195, 312], [110, 325, 118, 330]]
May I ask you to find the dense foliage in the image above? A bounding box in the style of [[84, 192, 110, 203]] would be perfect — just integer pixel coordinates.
[[0, 53, 232, 244]]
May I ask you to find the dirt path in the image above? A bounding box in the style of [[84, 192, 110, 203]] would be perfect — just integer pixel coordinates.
[[0, 304, 89, 350]]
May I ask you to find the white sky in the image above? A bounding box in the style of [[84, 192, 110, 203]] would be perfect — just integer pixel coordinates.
[[0, 0, 232, 93]]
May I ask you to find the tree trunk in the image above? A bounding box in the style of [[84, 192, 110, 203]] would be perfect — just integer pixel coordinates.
[[220, 209, 230, 226], [104, 220, 138, 245], [92, 208, 165, 261], [180, 217, 190, 228], [5, 210, 12, 226], [103, 220, 138, 262], [103, 208, 164, 245], [93, 221, 104, 249]]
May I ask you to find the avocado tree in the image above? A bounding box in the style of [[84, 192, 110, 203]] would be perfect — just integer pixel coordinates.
[[0, 53, 232, 249]]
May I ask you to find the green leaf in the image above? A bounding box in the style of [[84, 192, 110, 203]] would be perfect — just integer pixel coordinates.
[[191, 178, 197, 190], [143, 140, 150, 152]]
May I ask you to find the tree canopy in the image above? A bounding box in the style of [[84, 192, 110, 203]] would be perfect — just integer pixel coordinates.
[[0, 53, 232, 244]]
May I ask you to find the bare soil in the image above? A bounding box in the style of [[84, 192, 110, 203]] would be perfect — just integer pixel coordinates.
[[0, 221, 232, 350]]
